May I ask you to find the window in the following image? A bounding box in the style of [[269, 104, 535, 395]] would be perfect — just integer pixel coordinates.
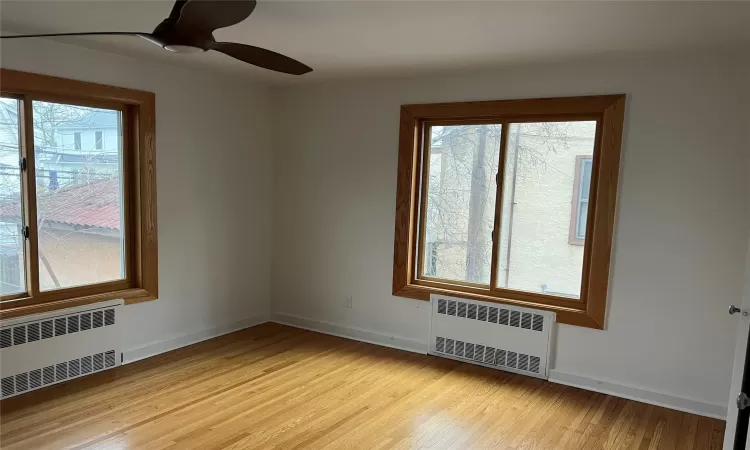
[[0, 69, 157, 319], [570, 156, 592, 245], [95, 130, 103, 150], [393, 95, 625, 328]]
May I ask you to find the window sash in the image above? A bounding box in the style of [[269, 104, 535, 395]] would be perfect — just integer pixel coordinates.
[[416, 123, 503, 287], [0, 95, 27, 297]]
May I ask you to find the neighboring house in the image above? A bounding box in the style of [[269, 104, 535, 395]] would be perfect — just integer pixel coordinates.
[[37, 110, 120, 191], [0, 178, 123, 293]]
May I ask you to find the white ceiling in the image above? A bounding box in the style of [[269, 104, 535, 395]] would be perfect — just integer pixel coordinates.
[[1, 1, 749, 85]]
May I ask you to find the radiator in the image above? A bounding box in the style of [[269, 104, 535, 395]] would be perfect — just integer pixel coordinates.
[[428, 294, 555, 380], [0, 299, 123, 399]]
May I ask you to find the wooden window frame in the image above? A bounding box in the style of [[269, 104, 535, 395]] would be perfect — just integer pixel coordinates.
[[0, 69, 157, 319], [392, 95, 625, 329], [569, 155, 593, 246]]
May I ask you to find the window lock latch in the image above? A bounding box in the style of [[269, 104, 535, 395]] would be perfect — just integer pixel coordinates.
[[21, 226, 29, 239], [19, 157, 27, 171]]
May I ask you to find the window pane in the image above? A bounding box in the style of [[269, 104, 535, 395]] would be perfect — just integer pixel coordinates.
[[0, 98, 26, 295], [497, 121, 597, 298], [33, 101, 125, 291], [580, 159, 592, 201], [422, 124, 501, 285]]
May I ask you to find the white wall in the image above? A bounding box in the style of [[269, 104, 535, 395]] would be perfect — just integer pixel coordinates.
[[1, 38, 274, 356], [272, 54, 750, 415]]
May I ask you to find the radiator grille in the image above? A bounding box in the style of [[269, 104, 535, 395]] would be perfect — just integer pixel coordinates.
[[93, 311, 104, 329], [0, 329, 11, 348], [0, 350, 116, 399], [15, 372, 28, 392], [0, 308, 117, 350], [434, 335, 542, 375], [477, 305, 487, 321], [43, 366, 54, 385], [467, 303, 477, 320], [436, 299, 545, 332], [81, 356, 92, 374], [1, 377, 13, 397], [55, 318, 66, 337], [457, 302, 467, 318], [487, 307, 498, 323], [13, 326, 26, 345], [27, 323, 40, 342], [42, 320, 53, 339], [521, 313, 532, 330], [68, 316, 79, 333], [104, 310, 115, 326], [29, 369, 42, 390], [81, 313, 92, 331]]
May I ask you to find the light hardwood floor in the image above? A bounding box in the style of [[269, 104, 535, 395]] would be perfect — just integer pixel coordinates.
[[0, 323, 724, 449]]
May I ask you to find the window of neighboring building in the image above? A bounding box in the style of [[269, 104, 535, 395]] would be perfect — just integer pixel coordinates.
[[95, 130, 103, 150], [0, 69, 158, 319], [570, 156, 592, 245], [392, 95, 625, 328]]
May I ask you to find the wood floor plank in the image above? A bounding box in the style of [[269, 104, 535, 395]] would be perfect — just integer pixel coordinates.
[[0, 323, 726, 449]]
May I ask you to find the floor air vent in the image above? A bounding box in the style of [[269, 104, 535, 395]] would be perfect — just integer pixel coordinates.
[[0, 300, 122, 399], [429, 295, 555, 380]]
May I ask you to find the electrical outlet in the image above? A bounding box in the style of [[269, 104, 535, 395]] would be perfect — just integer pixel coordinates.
[[344, 296, 353, 308]]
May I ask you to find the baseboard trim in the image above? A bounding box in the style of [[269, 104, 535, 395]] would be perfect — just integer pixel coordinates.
[[271, 313, 428, 354], [549, 369, 727, 420], [123, 314, 270, 364]]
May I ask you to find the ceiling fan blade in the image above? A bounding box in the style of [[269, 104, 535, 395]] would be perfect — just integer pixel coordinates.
[[168, 0, 188, 21], [176, 0, 257, 33], [211, 42, 312, 75], [0, 32, 146, 39]]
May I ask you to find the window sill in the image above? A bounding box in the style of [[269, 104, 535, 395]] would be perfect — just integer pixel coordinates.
[[0, 288, 155, 320], [393, 282, 605, 329]]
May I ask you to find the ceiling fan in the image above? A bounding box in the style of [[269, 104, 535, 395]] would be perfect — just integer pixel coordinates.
[[0, 0, 312, 75]]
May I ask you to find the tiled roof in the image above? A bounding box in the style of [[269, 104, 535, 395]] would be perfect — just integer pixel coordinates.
[[0, 178, 121, 231]]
